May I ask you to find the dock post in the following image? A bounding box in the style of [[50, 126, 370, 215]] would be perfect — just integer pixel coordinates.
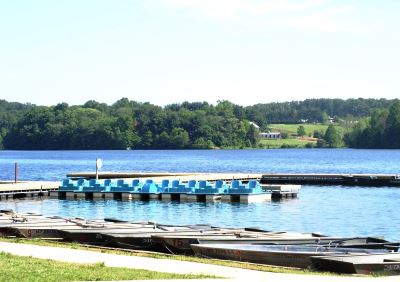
[[149, 194, 160, 200], [185, 194, 198, 202], [15, 162, 18, 183], [221, 194, 232, 202], [131, 193, 141, 200], [75, 192, 86, 199], [104, 193, 114, 200], [93, 192, 104, 199], [121, 193, 132, 201], [49, 191, 59, 199], [65, 192, 75, 199], [161, 194, 172, 201]]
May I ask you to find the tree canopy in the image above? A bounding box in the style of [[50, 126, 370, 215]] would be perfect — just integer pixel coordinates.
[[344, 101, 400, 148], [0, 98, 399, 150]]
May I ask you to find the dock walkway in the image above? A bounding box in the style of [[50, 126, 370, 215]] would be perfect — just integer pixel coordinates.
[[0, 242, 398, 282], [68, 172, 400, 186], [0, 181, 59, 200]]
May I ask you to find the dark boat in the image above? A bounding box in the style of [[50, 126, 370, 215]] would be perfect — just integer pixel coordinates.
[[197, 237, 398, 250], [60, 224, 216, 246], [311, 253, 400, 274], [152, 234, 239, 254], [153, 231, 336, 254], [105, 230, 236, 252], [191, 244, 389, 268], [60, 226, 160, 245]]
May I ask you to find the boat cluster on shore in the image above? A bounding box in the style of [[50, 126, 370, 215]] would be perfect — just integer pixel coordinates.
[[0, 210, 399, 275]]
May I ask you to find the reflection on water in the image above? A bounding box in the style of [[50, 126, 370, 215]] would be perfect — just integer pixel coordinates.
[[1, 150, 399, 241]]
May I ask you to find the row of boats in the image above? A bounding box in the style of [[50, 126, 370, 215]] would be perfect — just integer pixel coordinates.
[[0, 210, 399, 275], [59, 178, 265, 194]]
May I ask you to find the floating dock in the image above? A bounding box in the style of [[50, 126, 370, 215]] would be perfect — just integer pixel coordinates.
[[67, 172, 264, 182], [67, 172, 400, 187], [0, 181, 59, 200], [0, 173, 301, 202], [261, 173, 400, 186], [51, 177, 298, 203]]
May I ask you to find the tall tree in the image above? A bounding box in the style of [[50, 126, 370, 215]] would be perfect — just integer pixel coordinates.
[[324, 125, 342, 148], [384, 101, 400, 148]]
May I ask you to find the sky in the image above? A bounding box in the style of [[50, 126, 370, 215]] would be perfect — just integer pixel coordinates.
[[0, 0, 399, 106]]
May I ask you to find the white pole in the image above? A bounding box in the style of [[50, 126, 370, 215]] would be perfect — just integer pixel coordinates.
[[96, 158, 99, 180]]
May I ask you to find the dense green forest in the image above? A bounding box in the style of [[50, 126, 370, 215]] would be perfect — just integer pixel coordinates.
[[344, 101, 400, 148], [0, 98, 399, 150]]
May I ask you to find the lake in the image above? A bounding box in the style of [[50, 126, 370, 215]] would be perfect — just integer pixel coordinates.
[[0, 149, 399, 241]]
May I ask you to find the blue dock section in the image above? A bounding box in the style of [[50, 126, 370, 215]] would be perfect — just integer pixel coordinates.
[[54, 178, 301, 203]]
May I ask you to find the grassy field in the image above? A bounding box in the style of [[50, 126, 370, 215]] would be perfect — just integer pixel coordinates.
[[261, 123, 347, 148], [269, 123, 345, 136], [0, 251, 212, 282], [260, 138, 315, 149]]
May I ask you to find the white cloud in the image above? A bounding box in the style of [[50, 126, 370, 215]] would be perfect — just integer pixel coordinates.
[[165, 0, 329, 20], [274, 6, 368, 33], [163, 0, 366, 33]]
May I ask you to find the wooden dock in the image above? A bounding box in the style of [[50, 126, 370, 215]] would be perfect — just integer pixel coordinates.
[[0, 181, 59, 200], [261, 173, 400, 186], [51, 190, 279, 203], [68, 171, 400, 186], [54, 172, 300, 203], [0, 172, 300, 202], [67, 172, 263, 182]]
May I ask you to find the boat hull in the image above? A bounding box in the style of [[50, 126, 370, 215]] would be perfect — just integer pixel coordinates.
[[311, 254, 400, 274], [191, 244, 389, 269]]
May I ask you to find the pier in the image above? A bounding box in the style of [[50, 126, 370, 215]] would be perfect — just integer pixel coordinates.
[[52, 177, 298, 203], [60, 172, 300, 202], [261, 173, 400, 186], [67, 172, 400, 186], [0, 181, 59, 200]]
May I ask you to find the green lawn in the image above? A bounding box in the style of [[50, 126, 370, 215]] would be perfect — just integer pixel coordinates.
[[269, 123, 345, 136], [0, 252, 212, 282], [260, 138, 316, 149]]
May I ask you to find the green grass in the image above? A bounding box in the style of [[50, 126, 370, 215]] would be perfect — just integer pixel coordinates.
[[260, 138, 315, 149], [269, 123, 345, 136], [0, 251, 213, 282], [0, 238, 343, 276], [261, 123, 348, 148]]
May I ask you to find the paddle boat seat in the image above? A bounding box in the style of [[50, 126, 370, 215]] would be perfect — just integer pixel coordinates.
[[158, 179, 170, 193], [166, 180, 188, 193], [58, 179, 75, 191], [81, 179, 104, 192], [136, 179, 159, 194], [102, 179, 117, 192], [109, 179, 141, 192], [228, 180, 263, 194], [74, 179, 89, 192], [201, 180, 228, 194], [194, 180, 215, 194]]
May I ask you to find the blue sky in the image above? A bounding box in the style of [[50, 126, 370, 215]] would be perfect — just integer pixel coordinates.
[[0, 0, 399, 106]]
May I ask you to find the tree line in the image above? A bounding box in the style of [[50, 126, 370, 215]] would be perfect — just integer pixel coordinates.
[[0, 98, 399, 149], [344, 101, 400, 148], [0, 99, 259, 150]]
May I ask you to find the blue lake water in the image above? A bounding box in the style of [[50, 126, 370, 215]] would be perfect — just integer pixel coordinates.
[[0, 149, 399, 241]]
